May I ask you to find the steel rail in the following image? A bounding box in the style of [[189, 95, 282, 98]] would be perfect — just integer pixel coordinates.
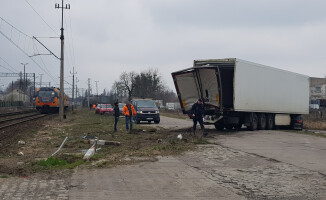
[[0, 113, 41, 124], [0, 114, 47, 129], [0, 110, 35, 118]]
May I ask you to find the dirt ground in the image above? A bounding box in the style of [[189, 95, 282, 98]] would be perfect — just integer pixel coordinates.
[[0, 110, 203, 177]]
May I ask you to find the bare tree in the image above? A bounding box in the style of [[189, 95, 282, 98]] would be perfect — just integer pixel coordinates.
[[118, 71, 136, 101]]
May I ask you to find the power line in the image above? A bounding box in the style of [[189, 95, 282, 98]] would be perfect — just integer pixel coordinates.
[[32, 40, 58, 83], [0, 28, 58, 84], [0, 64, 16, 73], [0, 56, 18, 73], [0, 17, 31, 39], [24, 0, 59, 36], [0, 16, 58, 84]]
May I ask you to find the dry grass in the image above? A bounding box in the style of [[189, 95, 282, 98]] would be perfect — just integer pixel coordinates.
[[304, 120, 326, 130], [0, 109, 204, 176]]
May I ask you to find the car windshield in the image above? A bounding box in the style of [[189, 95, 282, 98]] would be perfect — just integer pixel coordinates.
[[101, 104, 112, 108], [39, 91, 55, 98], [135, 100, 157, 108]]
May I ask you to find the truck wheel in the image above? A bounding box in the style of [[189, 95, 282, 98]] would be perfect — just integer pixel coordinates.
[[258, 113, 266, 130], [214, 122, 224, 130], [248, 113, 258, 131], [225, 124, 234, 130], [235, 123, 243, 130], [154, 120, 160, 124], [266, 114, 274, 130]]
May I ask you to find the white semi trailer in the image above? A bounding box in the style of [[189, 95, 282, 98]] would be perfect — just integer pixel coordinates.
[[171, 58, 309, 130]]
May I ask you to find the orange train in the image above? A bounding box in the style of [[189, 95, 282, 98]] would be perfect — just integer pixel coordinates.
[[35, 87, 69, 113]]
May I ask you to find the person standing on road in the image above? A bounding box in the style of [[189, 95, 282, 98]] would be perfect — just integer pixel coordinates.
[[113, 102, 120, 132], [123, 101, 136, 131], [191, 99, 206, 136]]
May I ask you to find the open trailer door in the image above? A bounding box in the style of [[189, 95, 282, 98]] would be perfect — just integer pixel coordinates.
[[172, 67, 221, 114]]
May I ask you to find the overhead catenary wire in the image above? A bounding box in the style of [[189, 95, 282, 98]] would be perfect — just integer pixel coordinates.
[[0, 16, 58, 84], [0, 64, 16, 73], [32, 40, 58, 83], [0, 26, 58, 84], [0, 56, 18, 73], [24, 0, 59, 36]]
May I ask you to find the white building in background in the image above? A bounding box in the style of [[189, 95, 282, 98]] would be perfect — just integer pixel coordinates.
[[3, 89, 29, 102], [310, 78, 326, 100]]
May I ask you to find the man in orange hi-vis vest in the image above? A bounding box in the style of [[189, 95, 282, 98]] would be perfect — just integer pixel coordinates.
[[123, 101, 137, 131]]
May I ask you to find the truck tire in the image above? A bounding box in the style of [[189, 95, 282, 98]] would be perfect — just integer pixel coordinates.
[[225, 124, 234, 130], [154, 120, 160, 124], [258, 113, 266, 130], [266, 114, 274, 130], [214, 122, 224, 130], [248, 113, 258, 131]]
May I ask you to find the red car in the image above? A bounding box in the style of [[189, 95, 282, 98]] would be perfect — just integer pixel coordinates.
[[95, 104, 103, 114], [98, 104, 113, 115]]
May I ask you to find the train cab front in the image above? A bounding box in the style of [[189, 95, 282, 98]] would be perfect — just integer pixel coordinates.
[[35, 87, 59, 113]]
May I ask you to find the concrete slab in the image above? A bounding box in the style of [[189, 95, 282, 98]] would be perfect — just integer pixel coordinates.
[[69, 156, 246, 200]]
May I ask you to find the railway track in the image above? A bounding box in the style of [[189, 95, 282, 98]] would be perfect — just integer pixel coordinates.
[[0, 111, 47, 129]]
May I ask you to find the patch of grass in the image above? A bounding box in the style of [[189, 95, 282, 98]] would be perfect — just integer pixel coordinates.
[[194, 138, 210, 144], [38, 157, 67, 167], [153, 145, 166, 151], [38, 156, 84, 169], [0, 175, 9, 178]]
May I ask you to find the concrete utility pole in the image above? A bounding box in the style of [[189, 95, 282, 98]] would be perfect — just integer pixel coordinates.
[[21, 63, 28, 92], [70, 67, 77, 111], [55, 0, 70, 121], [75, 77, 78, 108], [87, 78, 91, 108], [95, 80, 99, 96], [38, 73, 43, 88]]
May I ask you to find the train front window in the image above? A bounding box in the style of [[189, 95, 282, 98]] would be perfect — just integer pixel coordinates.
[[39, 91, 56, 97]]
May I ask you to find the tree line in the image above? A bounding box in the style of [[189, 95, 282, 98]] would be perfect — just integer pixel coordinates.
[[111, 69, 177, 103]]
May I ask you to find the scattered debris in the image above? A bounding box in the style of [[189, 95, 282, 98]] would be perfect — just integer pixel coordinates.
[[82, 134, 97, 140], [17, 152, 24, 156], [83, 142, 97, 160], [177, 134, 183, 140], [88, 139, 121, 146], [18, 140, 26, 145], [148, 128, 157, 133], [51, 137, 68, 157]]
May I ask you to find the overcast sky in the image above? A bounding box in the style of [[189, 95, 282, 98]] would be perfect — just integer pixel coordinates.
[[0, 0, 326, 96]]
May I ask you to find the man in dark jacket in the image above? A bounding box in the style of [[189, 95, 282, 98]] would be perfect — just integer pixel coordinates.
[[191, 99, 206, 136], [114, 102, 120, 132]]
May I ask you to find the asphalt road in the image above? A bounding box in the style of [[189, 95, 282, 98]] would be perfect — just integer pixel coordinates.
[[214, 130, 326, 175]]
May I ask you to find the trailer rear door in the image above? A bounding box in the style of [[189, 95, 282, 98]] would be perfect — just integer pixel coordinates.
[[172, 67, 220, 113]]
